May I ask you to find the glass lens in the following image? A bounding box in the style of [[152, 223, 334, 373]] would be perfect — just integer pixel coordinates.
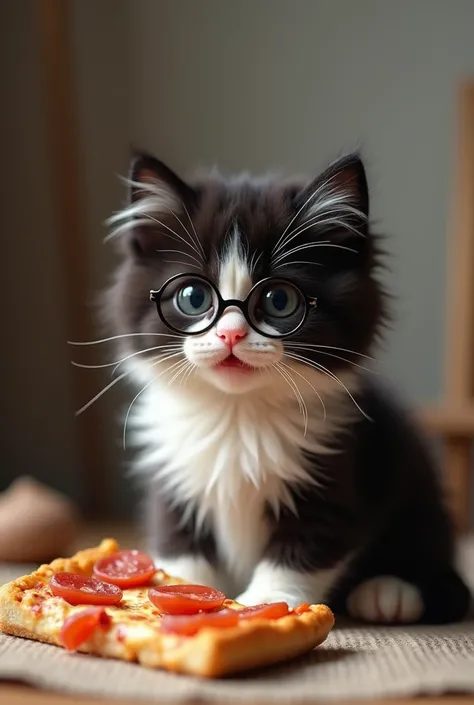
[[159, 276, 218, 333], [248, 279, 306, 336]]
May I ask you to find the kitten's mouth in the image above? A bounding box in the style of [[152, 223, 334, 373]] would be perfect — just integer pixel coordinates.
[[215, 354, 254, 371]]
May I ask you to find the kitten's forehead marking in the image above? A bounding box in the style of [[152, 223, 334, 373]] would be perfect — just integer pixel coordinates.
[[218, 228, 252, 300]]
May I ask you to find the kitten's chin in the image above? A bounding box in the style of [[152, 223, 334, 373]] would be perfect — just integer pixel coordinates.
[[196, 363, 270, 394]]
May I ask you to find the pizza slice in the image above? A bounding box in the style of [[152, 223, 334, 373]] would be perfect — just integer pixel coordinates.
[[0, 538, 334, 678]]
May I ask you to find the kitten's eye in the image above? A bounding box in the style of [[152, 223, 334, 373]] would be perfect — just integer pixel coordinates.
[[175, 282, 214, 316], [260, 284, 300, 318]]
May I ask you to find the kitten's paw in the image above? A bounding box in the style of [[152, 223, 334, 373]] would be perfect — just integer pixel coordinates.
[[347, 576, 424, 624], [236, 589, 301, 608]]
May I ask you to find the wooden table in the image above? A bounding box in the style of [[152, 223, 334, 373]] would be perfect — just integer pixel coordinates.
[[0, 683, 472, 705]]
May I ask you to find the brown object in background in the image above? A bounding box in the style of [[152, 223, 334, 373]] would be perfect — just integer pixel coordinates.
[[36, 0, 108, 516], [0, 477, 80, 563], [419, 81, 474, 533]]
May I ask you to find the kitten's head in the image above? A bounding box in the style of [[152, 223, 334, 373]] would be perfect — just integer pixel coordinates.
[[103, 151, 385, 396]]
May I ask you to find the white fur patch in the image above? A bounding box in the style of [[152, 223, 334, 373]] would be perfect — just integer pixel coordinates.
[[128, 230, 359, 596], [106, 176, 181, 241], [236, 560, 348, 608], [347, 576, 424, 624]]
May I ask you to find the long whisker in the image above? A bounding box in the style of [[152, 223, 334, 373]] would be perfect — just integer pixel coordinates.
[[164, 260, 201, 268], [145, 214, 202, 261], [164, 205, 205, 261], [167, 359, 193, 388], [182, 202, 206, 259], [285, 342, 377, 361], [283, 351, 371, 421], [284, 345, 377, 374], [273, 362, 308, 435], [279, 359, 326, 421], [271, 174, 338, 255], [180, 361, 197, 386], [76, 350, 183, 418], [122, 355, 185, 449], [272, 241, 357, 267], [272, 260, 324, 271], [249, 250, 264, 275], [68, 332, 185, 346], [270, 363, 302, 414], [113, 345, 183, 376], [273, 206, 364, 259], [157, 249, 203, 267], [75, 370, 129, 416], [71, 344, 182, 371]]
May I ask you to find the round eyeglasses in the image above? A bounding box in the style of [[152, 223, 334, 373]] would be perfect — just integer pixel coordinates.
[[149, 273, 317, 339]]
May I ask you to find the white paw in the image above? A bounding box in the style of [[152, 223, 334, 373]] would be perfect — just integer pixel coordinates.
[[236, 589, 302, 608], [347, 576, 424, 624]]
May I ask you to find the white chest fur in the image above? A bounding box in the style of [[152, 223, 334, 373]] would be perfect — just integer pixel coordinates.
[[130, 369, 349, 591]]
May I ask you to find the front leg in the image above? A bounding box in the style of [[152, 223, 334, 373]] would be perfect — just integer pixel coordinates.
[[236, 561, 346, 608], [144, 482, 226, 592]]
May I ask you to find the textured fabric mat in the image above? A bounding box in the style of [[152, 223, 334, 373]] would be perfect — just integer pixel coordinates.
[[0, 539, 473, 702]]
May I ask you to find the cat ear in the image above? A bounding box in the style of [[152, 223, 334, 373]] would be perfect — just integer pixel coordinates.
[[108, 151, 197, 257], [294, 152, 369, 238]]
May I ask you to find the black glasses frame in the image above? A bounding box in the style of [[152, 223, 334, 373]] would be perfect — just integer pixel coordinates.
[[149, 273, 317, 339]]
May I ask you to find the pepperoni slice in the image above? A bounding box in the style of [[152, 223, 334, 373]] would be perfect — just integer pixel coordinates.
[[293, 602, 310, 615], [161, 609, 239, 636], [93, 550, 156, 588], [238, 602, 290, 620], [50, 572, 122, 606], [148, 584, 226, 615], [59, 607, 111, 651]]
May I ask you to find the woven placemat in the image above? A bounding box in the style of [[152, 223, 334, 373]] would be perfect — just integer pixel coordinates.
[[1, 539, 473, 702]]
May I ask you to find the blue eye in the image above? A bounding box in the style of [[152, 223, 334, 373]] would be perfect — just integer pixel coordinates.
[[260, 284, 300, 318], [175, 282, 213, 316]]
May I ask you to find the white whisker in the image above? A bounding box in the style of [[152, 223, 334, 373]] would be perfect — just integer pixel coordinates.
[[284, 351, 371, 421], [167, 359, 193, 388], [272, 260, 324, 271], [271, 174, 338, 256], [180, 361, 196, 386], [68, 332, 185, 346], [156, 249, 203, 267], [145, 214, 203, 261], [122, 354, 185, 449], [279, 359, 326, 421], [275, 206, 365, 259], [273, 362, 308, 435], [165, 204, 205, 261], [75, 371, 129, 416], [112, 345, 183, 376], [71, 344, 182, 371], [284, 345, 377, 374], [182, 201, 205, 259], [249, 250, 264, 275], [286, 342, 377, 361], [272, 241, 357, 267], [164, 260, 201, 268], [279, 216, 362, 255]]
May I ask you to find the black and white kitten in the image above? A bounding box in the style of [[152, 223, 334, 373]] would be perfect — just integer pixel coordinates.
[[102, 151, 470, 624]]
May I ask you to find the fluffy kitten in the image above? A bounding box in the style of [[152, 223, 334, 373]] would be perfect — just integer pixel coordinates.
[[102, 151, 470, 624]]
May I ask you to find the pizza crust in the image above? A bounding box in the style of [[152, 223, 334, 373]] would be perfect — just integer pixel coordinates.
[[0, 539, 335, 678]]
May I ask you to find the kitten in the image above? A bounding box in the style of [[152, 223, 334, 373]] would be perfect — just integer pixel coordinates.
[[102, 150, 471, 624]]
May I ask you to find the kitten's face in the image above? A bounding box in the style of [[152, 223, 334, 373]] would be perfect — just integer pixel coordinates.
[[104, 153, 385, 396]]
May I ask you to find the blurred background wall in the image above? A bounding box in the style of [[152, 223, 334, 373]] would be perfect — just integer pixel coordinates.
[[1, 0, 474, 518]]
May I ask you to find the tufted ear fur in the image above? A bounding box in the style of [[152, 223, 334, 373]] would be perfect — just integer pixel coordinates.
[[293, 152, 369, 241], [108, 151, 197, 258]]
